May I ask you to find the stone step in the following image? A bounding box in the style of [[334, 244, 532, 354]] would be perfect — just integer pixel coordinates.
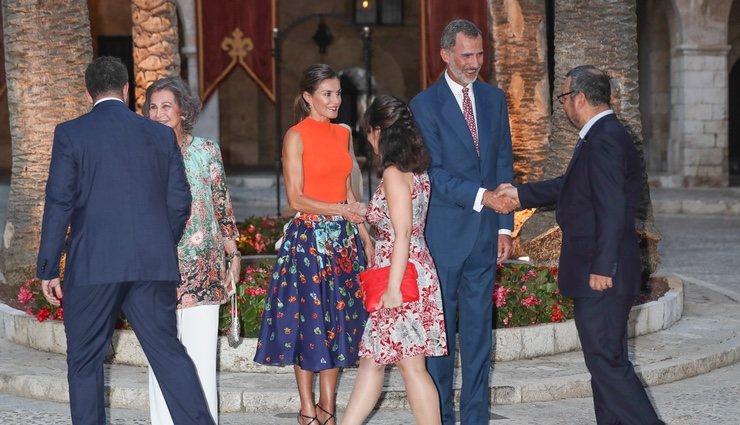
[[1, 283, 737, 414], [0, 277, 685, 371]]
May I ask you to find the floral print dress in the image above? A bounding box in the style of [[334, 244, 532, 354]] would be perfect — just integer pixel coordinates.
[[359, 172, 447, 364], [176, 136, 238, 308]]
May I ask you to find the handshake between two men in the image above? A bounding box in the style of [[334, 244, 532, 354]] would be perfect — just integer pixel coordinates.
[[482, 183, 520, 214]]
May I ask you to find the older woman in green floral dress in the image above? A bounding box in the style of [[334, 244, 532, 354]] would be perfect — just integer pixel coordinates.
[[143, 77, 240, 425]]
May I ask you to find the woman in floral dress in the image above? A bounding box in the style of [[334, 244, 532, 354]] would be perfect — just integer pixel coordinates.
[[254, 64, 372, 425], [144, 77, 241, 425], [342, 95, 447, 425]]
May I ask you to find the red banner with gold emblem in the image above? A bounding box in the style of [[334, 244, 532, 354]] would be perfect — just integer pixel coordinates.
[[196, 0, 278, 102], [419, 0, 490, 89]]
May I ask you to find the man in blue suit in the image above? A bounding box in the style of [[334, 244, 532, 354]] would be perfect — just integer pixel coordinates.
[[500, 65, 664, 425], [37, 57, 215, 425], [410, 19, 516, 425]]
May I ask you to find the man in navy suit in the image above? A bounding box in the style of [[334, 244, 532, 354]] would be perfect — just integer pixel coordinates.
[[37, 57, 215, 425], [500, 65, 664, 424], [410, 19, 517, 425]]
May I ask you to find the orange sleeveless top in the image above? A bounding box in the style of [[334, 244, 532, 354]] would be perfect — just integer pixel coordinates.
[[291, 117, 352, 203]]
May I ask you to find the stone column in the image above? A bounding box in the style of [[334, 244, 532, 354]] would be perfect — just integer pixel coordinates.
[[670, 44, 730, 187], [489, 0, 550, 183]]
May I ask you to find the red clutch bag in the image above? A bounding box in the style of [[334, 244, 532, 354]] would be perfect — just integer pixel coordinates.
[[358, 262, 420, 313]]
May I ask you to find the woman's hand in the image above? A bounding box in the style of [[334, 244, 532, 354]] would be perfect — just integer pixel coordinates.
[[225, 256, 241, 297], [342, 202, 366, 223], [378, 289, 403, 310], [363, 240, 375, 268]]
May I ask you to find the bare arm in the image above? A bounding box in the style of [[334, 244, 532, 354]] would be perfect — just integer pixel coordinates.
[[378, 167, 413, 310], [283, 130, 364, 222]]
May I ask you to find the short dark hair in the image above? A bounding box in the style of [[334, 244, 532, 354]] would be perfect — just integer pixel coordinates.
[[293, 64, 338, 122], [359, 95, 430, 177], [143, 77, 202, 134], [84, 56, 129, 99], [440, 19, 482, 50], [566, 65, 611, 107]]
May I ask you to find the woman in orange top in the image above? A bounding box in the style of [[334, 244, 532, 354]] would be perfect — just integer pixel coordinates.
[[254, 64, 372, 425]]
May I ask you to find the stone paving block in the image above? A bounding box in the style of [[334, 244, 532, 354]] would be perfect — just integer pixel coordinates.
[[217, 390, 243, 413], [519, 376, 592, 403], [552, 321, 580, 353], [520, 323, 555, 359], [682, 199, 726, 215], [491, 385, 521, 405], [27, 319, 55, 353], [652, 199, 682, 214], [108, 330, 146, 366], [494, 327, 522, 361], [108, 386, 148, 411], [11, 315, 29, 346]]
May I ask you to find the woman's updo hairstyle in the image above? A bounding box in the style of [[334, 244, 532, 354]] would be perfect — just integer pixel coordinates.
[[293, 63, 338, 122], [359, 95, 430, 178]]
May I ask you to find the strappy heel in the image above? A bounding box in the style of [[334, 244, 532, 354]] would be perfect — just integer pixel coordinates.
[[315, 403, 336, 425], [297, 410, 318, 425]]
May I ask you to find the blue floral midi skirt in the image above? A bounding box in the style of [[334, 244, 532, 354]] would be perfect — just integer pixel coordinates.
[[254, 213, 368, 371]]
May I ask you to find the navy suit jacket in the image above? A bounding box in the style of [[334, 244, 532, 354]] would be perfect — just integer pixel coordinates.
[[518, 113, 642, 298], [410, 77, 514, 266], [36, 99, 191, 287]]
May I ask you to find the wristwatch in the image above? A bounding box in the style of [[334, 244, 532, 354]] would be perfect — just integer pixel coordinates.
[[228, 250, 241, 259]]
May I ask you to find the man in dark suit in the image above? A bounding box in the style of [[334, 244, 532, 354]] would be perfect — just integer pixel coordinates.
[[499, 65, 664, 424], [37, 57, 215, 425], [410, 19, 517, 425]]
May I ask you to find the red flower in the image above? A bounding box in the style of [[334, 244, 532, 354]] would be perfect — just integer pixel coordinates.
[[17, 285, 34, 305], [521, 295, 541, 307], [550, 304, 564, 322], [493, 285, 507, 308], [35, 307, 51, 322]]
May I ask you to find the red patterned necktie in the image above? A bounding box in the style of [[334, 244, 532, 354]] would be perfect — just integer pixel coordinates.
[[462, 87, 479, 155]]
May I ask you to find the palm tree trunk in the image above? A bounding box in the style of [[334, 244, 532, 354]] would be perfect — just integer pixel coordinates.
[[132, 0, 180, 113], [521, 0, 661, 277], [0, 0, 92, 285], [490, 0, 550, 183]]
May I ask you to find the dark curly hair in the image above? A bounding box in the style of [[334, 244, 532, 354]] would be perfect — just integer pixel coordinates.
[[359, 95, 430, 178]]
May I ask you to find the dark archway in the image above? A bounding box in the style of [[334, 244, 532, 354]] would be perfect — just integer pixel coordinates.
[[730, 59, 740, 185]]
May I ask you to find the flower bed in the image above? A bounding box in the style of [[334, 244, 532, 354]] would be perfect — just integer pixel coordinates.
[[17, 261, 573, 336], [494, 263, 573, 328], [235, 216, 290, 255], [16, 216, 574, 334]]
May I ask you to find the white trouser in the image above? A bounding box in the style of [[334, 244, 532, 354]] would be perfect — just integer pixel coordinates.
[[149, 303, 220, 425]]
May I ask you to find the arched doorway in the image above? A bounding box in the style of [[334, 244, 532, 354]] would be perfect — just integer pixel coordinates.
[[730, 60, 740, 185]]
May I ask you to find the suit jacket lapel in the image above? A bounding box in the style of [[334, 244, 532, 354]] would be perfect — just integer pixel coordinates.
[[437, 80, 479, 159], [473, 81, 493, 171]]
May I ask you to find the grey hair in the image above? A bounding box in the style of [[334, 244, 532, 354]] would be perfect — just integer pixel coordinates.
[[565, 65, 611, 107], [440, 19, 482, 50], [143, 77, 202, 134]]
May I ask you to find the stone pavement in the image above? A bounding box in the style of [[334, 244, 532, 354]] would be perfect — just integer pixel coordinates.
[[1, 173, 739, 424]]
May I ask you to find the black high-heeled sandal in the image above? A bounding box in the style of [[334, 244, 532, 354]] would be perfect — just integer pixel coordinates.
[[315, 403, 336, 425], [297, 410, 318, 425]]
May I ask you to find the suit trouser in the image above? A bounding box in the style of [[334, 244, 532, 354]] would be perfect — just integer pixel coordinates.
[[149, 304, 220, 425], [63, 280, 215, 425], [574, 293, 662, 425], [427, 233, 495, 425]]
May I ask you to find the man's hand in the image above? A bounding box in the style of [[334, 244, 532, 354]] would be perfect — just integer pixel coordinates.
[[482, 183, 519, 213], [589, 273, 613, 291], [497, 234, 513, 265], [41, 278, 63, 307]]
